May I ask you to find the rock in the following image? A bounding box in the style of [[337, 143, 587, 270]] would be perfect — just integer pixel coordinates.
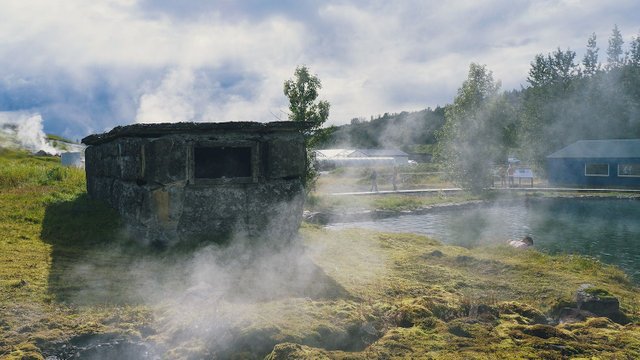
[[521, 324, 575, 340], [498, 302, 548, 325], [575, 284, 629, 324], [303, 211, 332, 225], [34, 150, 54, 157], [448, 323, 473, 338], [468, 304, 499, 322], [557, 307, 595, 324], [393, 300, 435, 328], [421, 250, 444, 258], [265, 343, 330, 360]]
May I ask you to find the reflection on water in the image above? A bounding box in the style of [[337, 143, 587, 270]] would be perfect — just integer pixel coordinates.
[[326, 198, 640, 282]]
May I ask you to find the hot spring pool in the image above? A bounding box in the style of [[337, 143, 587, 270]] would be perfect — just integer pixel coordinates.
[[326, 197, 640, 282]]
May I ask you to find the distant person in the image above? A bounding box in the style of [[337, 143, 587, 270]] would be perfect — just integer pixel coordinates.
[[509, 235, 533, 249], [370, 169, 378, 192], [392, 166, 398, 191], [500, 166, 507, 187], [507, 164, 515, 187]]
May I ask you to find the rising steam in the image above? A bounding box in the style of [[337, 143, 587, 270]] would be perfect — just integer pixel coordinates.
[[0, 112, 60, 155]]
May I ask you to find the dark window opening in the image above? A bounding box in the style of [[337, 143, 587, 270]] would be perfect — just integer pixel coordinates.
[[585, 163, 609, 177], [194, 147, 252, 179]]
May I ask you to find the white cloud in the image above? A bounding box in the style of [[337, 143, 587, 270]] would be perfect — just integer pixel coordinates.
[[0, 0, 638, 137]]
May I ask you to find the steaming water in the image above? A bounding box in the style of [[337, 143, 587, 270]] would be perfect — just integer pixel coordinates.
[[326, 198, 640, 283]]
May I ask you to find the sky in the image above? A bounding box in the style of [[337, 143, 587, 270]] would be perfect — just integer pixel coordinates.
[[0, 0, 638, 140]]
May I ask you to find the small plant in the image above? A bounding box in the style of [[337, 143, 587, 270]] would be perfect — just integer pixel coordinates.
[[44, 166, 67, 183]]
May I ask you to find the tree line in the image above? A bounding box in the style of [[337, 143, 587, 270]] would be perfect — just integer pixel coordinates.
[[438, 25, 640, 191], [286, 26, 640, 191], [319, 108, 445, 152]]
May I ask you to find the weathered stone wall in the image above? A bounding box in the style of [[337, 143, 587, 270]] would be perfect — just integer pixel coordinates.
[[83, 122, 307, 246]]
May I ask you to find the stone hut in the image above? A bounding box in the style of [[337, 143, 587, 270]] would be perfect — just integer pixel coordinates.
[[82, 122, 307, 246]]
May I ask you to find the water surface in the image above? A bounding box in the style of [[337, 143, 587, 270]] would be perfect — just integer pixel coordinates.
[[326, 198, 640, 282]]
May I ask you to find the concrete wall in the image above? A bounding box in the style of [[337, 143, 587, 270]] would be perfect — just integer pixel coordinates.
[[84, 126, 306, 246]]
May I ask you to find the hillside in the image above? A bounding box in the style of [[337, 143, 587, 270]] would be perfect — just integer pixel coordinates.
[[1, 150, 639, 359], [0, 120, 83, 155], [319, 107, 445, 152]]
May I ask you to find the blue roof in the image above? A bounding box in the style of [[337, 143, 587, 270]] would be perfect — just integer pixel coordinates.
[[547, 139, 640, 159]]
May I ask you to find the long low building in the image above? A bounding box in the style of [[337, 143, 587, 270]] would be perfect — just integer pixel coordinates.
[[314, 148, 409, 169], [547, 139, 640, 188]]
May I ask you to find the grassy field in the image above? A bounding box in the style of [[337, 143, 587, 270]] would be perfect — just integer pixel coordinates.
[[308, 165, 480, 214], [305, 192, 481, 214], [314, 164, 453, 194], [1, 149, 639, 359]]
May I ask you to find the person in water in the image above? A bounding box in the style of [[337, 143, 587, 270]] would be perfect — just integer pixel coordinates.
[[509, 235, 533, 249]]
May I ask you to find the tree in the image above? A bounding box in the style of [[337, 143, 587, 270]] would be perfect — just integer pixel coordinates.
[[527, 48, 578, 88], [549, 48, 578, 87], [629, 34, 640, 67], [284, 65, 330, 147], [436, 63, 506, 193], [582, 33, 600, 76], [527, 53, 553, 88], [607, 25, 624, 69], [283, 65, 331, 189]]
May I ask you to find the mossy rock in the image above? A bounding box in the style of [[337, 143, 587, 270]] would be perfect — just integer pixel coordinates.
[[584, 317, 620, 329], [265, 343, 331, 360], [582, 286, 615, 299], [8, 343, 44, 360], [446, 318, 494, 339], [447, 321, 473, 338], [421, 249, 444, 258], [520, 324, 576, 340], [392, 298, 436, 329], [462, 303, 499, 323], [576, 284, 629, 324], [530, 340, 582, 357], [498, 302, 547, 324]]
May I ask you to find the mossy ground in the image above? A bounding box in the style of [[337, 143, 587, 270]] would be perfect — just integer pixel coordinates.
[[1, 149, 639, 359], [305, 192, 480, 213]]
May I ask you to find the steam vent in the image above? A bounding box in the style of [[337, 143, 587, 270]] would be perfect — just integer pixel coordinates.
[[82, 122, 307, 246]]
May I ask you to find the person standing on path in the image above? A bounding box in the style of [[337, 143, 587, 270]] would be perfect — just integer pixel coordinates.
[[392, 166, 398, 191], [370, 169, 378, 192], [507, 164, 515, 187]]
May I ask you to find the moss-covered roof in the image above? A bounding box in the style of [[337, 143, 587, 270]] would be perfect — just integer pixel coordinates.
[[82, 121, 309, 145]]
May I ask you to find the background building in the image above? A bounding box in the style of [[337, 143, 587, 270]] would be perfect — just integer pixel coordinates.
[[314, 148, 408, 169], [547, 139, 640, 188]]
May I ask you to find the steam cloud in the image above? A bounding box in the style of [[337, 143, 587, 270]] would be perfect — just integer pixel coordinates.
[[135, 69, 200, 124], [134, 67, 285, 125], [0, 112, 60, 155], [57, 194, 365, 357]]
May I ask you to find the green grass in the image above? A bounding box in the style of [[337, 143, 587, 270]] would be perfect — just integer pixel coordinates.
[[306, 193, 480, 213], [314, 165, 454, 195], [1, 149, 639, 359], [0, 149, 84, 189], [0, 149, 150, 359], [268, 227, 640, 359], [45, 134, 75, 144]]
